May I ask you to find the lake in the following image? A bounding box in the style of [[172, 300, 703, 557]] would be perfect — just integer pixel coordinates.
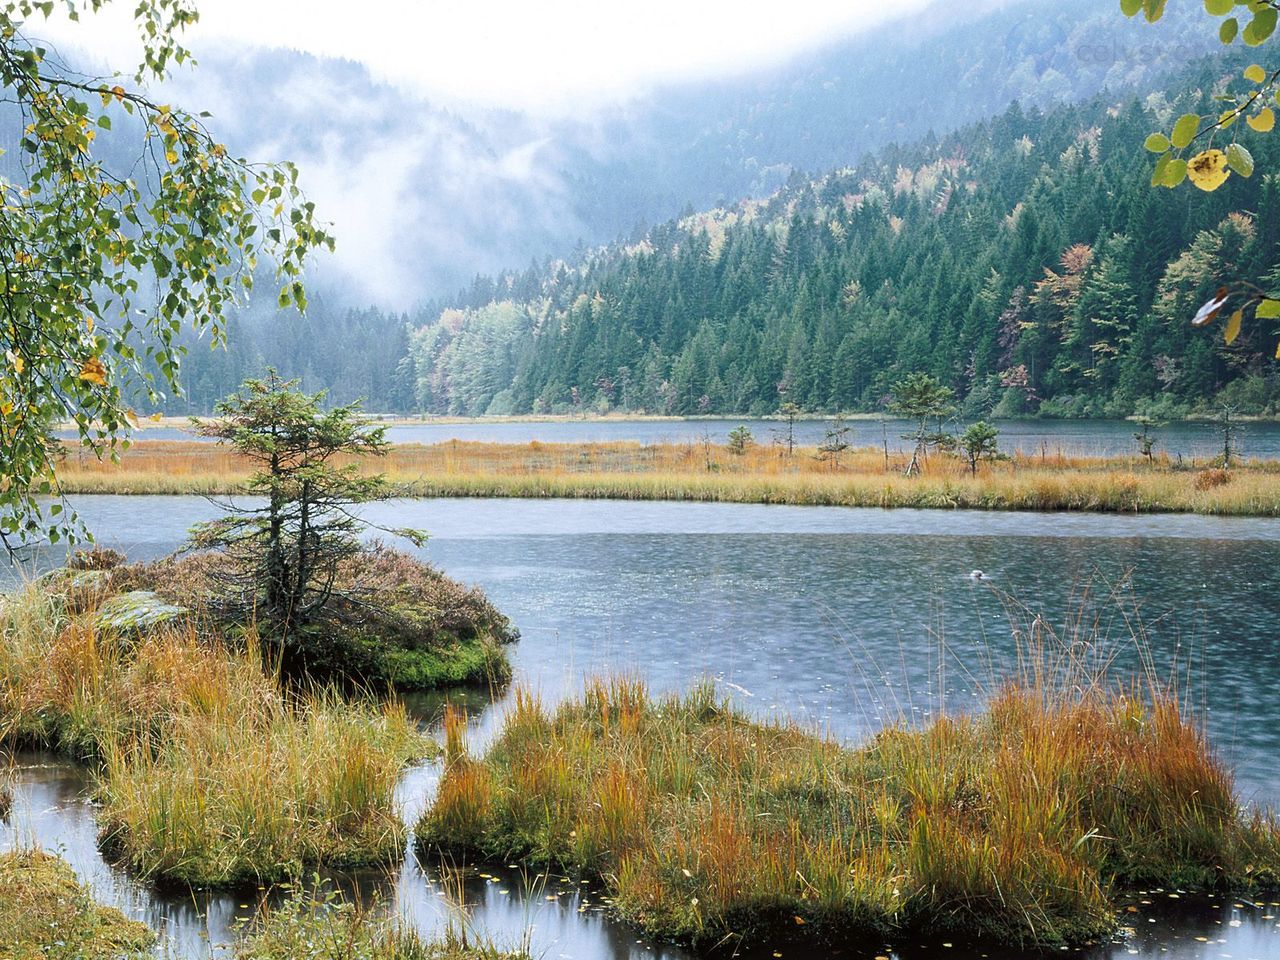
[[4, 495, 1280, 959], [84, 416, 1280, 460]]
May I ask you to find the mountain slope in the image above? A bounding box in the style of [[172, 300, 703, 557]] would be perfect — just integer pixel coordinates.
[[401, 53, 1280, 420]]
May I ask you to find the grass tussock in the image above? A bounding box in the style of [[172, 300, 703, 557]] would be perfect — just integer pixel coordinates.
[[417, 666, 1280, 950], [52, 438, 1280, 515], [106, 546, 517, 690], [0, 848, 155, 959], [0, 583, 428, 886], [237, 881, 531, 960]]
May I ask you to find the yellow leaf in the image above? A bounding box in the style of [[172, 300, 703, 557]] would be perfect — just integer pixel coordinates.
[[148, 412, 164, 422], [1244, 64, 1266, 84], [165, 149, 178, 164], [1187, 149, 1231, 191], [1225, 308, 1243, 345], [793, 916, 806, 925], [78, 357, 108, 386], [85, 315, 94, 332], [1248, 107, 1276, 133]]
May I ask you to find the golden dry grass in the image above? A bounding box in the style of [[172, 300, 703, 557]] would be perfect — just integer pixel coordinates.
[[53, 438, 1280, 515], [0, 584, 427, 886], [418, 672, 1280, 950]]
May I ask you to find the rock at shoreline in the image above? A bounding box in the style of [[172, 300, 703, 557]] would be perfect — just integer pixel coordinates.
[[94, 590, 189, 635]]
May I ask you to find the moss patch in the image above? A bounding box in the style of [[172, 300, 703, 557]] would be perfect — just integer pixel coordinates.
[[113, 545, 518, 691], [0, 849, 154, 960]]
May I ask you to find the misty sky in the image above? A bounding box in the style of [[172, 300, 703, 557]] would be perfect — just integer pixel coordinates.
[[38, 0, 933, 112]]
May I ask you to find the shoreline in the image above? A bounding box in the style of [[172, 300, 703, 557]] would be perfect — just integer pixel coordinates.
[[62, 411, 1280, 431]]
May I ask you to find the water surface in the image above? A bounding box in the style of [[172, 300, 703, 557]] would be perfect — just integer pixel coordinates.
[[86, 417, 1280, 460], [4, 496, 1280, 958]]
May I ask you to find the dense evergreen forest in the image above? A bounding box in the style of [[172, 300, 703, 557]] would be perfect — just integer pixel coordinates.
[[162, 51, 1280, 420], [407, 55, 1280, 420]]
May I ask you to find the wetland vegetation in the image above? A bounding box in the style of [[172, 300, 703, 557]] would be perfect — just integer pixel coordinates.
[[52, 436, 1280, 516], [419, 666, 1280, 950]]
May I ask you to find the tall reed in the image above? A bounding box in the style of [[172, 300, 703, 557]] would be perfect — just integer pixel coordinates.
[[416, 643, 1280, 949], [0, 583, 427, 886]]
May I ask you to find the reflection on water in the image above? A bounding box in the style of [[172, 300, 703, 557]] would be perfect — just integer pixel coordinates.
[[4, 496, 1280, 958], [74, 416, 1280, 460]]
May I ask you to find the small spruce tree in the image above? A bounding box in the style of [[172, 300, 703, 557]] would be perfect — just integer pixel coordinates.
[[189, 372, 424, 632]]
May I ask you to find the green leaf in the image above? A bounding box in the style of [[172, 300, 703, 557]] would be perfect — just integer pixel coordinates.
[[1243, 7, 1278, 45], [1205, 0, 1234, 14], [1226, 142, 1255, 177], [1144, 132, 1172, 153], [1171, 113, 1201, 149], [1121, 0, 1143, 16], [1220, 17, 1239, 43], [1143, 0, 1167, 21], [1257, 299, 1280, 320], [1163, 158, 1189, 188]]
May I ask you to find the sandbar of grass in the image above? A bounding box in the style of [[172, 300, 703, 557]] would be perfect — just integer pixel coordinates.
[[53, 439, 1280, 515]]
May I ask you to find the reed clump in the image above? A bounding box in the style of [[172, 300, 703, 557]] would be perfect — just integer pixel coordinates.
[[417, 671, 1280, 951], [236, 882, 531, 960], [0, 847, 155, 959], [53, 439, 1280, 516], [0, 583, 428, 887]]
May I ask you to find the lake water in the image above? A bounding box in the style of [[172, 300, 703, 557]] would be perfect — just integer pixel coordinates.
[[89, 416, 1280, 460], [4, 495, 1280, 959]]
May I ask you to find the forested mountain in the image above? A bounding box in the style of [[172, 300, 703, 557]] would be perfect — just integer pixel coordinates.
[[68, 0, 1213, 308], [400, 54, 1280, 420], [150, 16, 1280, 420]]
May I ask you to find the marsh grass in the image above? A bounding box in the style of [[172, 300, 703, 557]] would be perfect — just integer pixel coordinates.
[[236, 879, 531, 960], [0, 764, 12, 822], [53, 438, 1280, 515], [416, 616, 1280, 950], [0, 847, 155, 959], [0, 583, 428, 886]]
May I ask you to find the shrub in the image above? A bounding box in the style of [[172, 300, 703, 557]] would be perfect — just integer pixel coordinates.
[[1195, 468, 1232, 490]]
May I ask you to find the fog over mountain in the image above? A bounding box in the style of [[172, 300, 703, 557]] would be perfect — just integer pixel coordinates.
[[34, 0, 1215, 310]]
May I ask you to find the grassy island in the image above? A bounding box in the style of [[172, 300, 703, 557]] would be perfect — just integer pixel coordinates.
[[417, 675, 1280, 951], [55, 438, 1280, 516], [0, 848, 155, 959]]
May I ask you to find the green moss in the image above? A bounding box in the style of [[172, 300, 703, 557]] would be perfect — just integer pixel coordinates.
[[381, 633, 513, 689], [0, 849, 155, 960]]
